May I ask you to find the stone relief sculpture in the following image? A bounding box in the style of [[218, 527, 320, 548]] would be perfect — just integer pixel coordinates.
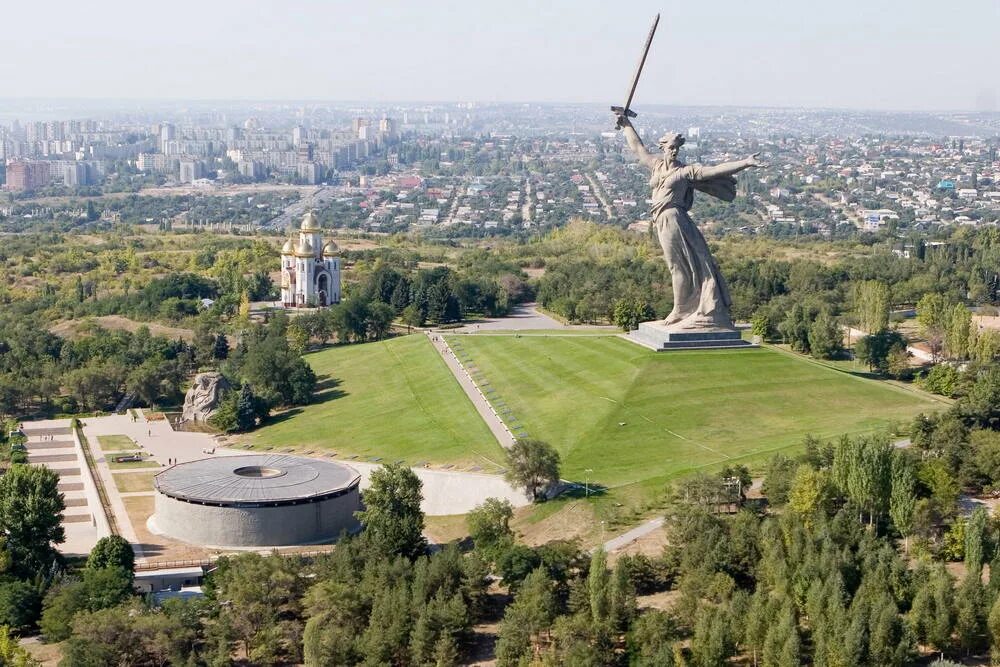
[[181, 372, 232, 422]]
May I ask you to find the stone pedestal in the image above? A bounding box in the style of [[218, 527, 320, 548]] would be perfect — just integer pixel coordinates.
[[626, 321, 756, 351]]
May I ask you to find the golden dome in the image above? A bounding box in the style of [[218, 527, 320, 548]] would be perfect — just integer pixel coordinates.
[[294, 238, 315, 257], [281, 239, 295, 254], [300, 210, 321, 231], [322, 241, 339, 256]]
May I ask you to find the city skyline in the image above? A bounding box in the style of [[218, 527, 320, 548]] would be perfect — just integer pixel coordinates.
[[1, 0, 997, 113]]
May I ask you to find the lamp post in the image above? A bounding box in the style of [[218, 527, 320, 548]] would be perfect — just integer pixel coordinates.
[[584, 468, 593, 497]]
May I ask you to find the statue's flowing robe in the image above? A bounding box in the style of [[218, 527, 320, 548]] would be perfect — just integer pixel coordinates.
[[649, 160, 736, 329]]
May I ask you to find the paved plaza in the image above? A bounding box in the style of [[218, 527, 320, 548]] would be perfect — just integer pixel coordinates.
[[52, 410, 528, 565], [21, 419, 109, 557]]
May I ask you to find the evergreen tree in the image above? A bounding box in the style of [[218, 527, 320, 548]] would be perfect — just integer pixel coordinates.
[[889, 452, 917, 552], [588, 548, 610, 627], [955, 573, 985, 656], [236, 382, 257, 432], [964, 506, 990, 576], [987, 593, 1000, 664], [213, 333, 229, 360]]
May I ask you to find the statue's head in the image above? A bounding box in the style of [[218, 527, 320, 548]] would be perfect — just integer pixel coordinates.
[[657, 132, 684, 162]]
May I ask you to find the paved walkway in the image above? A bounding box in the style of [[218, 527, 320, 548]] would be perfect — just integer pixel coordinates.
[[451, 303, 567, 332], [22, 418, 109, 556], [427, 332, 517, 448], [602, 517, 664, 552]]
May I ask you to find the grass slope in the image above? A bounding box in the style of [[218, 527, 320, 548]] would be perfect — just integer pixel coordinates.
[[448, 335, 940, 490], [248, 335, 504, 466]]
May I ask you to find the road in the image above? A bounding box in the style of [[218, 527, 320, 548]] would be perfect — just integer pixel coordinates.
[[521, 178, 533, 223], [585, 173, 614, 218], [263, 185, 339, 230], [449, 302, 568, 332]]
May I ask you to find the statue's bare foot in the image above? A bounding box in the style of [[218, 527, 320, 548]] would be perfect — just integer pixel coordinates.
[[663, 312, 683, 326]]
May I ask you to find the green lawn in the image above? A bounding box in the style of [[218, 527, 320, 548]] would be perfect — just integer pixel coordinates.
[[447, 335, 941, 491], [106, 454, 160, 470], [112, 471, 156, 493], [97, 434, 135, 451], [248, 335, 504, 466]]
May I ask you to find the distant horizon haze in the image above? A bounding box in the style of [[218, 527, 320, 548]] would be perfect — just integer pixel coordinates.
[[1, 0, 996, 113]]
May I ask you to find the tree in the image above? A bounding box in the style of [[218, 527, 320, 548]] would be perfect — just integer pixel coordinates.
[[0, 625, 39, 666], [988, 593, 1000, 664], [207, 553, 306, 663], [213, 333, 229, 360], [86, 535, 134, 574], [495, 567, 557, 666], [889, 452, 917, 552], [917, 293, 950, 359], [920, 364, 961, 397], [367, 301, 395, 340], [965, 506, 990, 576], [286, 322, 309, 354], [807, 310, 841, 359], [832, 435, 892, 527], [945, 304, 972, 360], [762, 454, 797, 505], [504, 439, 561, 502], [356, 463, 426, 559], [855, 280, 890, 334], [467, 498, 514, 560], [236, 382, 260, 432], [627, 610, 677, 666], [0, 464, 64, 576], [787, 465, 829, 524], [751, 311, 773, 340], [401, 304, 425, 329], [613, 298, 653, 332], [855, 330, 907, 373], [0, 580, 41, 634], [955, 573, 986, 656]]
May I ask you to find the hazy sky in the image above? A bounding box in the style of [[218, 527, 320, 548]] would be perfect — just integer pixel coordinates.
[[3, 0, 997, 111]]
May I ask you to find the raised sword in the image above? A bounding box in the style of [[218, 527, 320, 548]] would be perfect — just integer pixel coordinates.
[[611, 13, 660, 129]]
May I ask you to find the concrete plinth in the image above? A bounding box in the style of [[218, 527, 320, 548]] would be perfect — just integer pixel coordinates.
[[626, 321, 756, 351]]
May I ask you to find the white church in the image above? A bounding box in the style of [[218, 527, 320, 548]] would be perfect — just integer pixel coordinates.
[[279, 211, 341, 308]]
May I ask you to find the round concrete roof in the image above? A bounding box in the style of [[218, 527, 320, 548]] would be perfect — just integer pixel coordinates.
[[154, 454, 360, 506]]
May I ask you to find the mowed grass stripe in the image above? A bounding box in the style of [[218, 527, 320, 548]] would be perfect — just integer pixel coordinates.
[[249, 335, 503, 465], [450, 337, 939, 487], [451, 336, 635, 453]]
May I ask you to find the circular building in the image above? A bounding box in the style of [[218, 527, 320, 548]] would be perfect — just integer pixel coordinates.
[[150, 454, 361, 547]]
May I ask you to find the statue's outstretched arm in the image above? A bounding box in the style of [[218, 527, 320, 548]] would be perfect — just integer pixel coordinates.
[[694, 153, 767, 179], [618, 117, 659, 169]]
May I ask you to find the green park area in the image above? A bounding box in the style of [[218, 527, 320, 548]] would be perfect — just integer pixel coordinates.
[[248, 335, 504, 466], [447, 335, 942, 493], [97, 434, 136, 451]]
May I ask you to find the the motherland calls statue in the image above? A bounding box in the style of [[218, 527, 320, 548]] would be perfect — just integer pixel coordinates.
[[609, 13, 765, 338], [616, 114, 765, 330], [181, 372, 232, 422]]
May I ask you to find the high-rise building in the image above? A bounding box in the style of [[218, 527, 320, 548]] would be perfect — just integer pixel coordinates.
[[179, 159, 204, 183], [292, 125, 304, 147], [297, 142, 314, 162], [379, 116, 396, 137], [160, 123, 176, 153], [4, 159, 50, 191], [238, 160, 264, 180], [297, 161, 321, 184]]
